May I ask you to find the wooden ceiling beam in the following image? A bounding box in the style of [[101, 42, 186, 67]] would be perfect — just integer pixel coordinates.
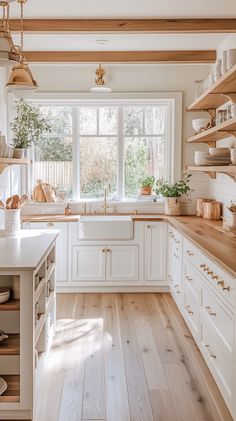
[[24, 50, 216, 63], [10, 18, 236, 33]]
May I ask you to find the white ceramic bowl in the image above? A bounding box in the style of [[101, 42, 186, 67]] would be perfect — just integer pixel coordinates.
[[192, 118, 211, 133], [194, 151, 210, 166], [209, 147, 230, 156], [227, 49, 236, 70], [0, 377, 7, 396], [0, 288, 10, 304]]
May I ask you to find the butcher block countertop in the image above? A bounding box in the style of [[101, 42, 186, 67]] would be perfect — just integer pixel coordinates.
[[22, 213, 236, 278]]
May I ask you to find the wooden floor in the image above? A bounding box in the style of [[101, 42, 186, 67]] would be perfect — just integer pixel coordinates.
[[34, 293, 233, 421]]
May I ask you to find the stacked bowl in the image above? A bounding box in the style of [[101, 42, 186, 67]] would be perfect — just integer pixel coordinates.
[[194, 148, 231, 166]]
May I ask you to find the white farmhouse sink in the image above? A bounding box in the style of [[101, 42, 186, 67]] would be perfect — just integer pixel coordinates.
[[78, 215, 134, 240]]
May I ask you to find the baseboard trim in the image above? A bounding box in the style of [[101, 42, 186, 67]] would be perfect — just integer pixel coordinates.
[[56, 286, 170, 293]]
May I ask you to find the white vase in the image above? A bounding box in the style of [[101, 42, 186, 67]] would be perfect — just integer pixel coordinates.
[[164, 197, 181, 216], [228, 213, 236, 228], [4, 209, 21, 236]]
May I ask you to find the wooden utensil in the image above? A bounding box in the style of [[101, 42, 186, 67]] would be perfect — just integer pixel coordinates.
[[11, 194, 20, 209], [0, 200, 4, 209], [202, 201, 222, 220], [6, 196, 13, 209], [18, 195, 28, 208]]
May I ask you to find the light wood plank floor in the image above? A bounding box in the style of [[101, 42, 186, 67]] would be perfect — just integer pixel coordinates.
[[34, 293, 233, 421]]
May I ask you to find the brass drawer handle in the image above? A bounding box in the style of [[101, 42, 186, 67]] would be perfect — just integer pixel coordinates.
[[174, 284, 180, 294], [205, 306, 216, 316], [102, 249, 106, 253], [207, 271, 213, 276], [186, 305, 193, 315], [212, 275, 218, 280], [217, 280, 230, 291], [205, 344, 216, 359], [47, 222, 54, 227], [186, 276, 193, 282], [107, 248, 111, 252], [200, 264, 206, 269], [186, 250, 194, 256], [147, 225, 151, 229]]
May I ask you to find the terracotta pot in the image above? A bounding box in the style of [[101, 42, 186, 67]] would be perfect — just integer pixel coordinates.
[[164, 197, 181, 216], [13, 148, 25, 159], [140, 187, 152, 195]]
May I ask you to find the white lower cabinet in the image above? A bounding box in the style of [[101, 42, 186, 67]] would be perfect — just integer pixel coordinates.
[[144, 222, 167, 284], [71, 245, 138, 283], [72, 246, 106, 282], [23, 221, 68, 283], [106, 246, 139, 282], [168, 224, 236, 419]]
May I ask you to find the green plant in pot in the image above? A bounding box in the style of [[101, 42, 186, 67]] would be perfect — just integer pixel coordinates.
[[139, 176, 155, 195], [155, 173, 192, 215], [10, 98, 51, 159]]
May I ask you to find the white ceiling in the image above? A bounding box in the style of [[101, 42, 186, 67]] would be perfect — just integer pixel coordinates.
[[8, 0, 236, 18], [12, 33, 227, 52]]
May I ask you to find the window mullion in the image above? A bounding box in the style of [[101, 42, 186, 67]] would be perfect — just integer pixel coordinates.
[[72, 107, 80, 200], [117, 107, 124, 200]]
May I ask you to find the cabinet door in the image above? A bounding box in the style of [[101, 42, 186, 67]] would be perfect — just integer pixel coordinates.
[[72, 246, 106, 282], [145, 222, 167, 283], [106, 246, 139, 282], [25, 222, 68, 283]]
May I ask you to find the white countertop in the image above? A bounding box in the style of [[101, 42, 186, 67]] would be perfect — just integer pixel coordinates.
[[0, 229, 59, 271]]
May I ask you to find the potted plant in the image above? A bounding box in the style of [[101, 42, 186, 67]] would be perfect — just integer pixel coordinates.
[[155, 173, 192, 215], [227, 201, 236, 228], [10, 98, 51, 158], [139, 176, 155, 195]]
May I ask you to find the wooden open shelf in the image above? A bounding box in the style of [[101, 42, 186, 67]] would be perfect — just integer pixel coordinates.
[[187, 64, 236, 111], [0, 334, 19, 356], [187, 165, 236, 180], [0, 375, 20, 403], [187, 117, 236, 145], [0, 157, 31, 174], [0, 299, 20, 312]]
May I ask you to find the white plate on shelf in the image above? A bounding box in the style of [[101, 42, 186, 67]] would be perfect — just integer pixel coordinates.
[[0, 377, 7, 396]]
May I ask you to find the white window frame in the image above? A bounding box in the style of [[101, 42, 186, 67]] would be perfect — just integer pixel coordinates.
[[25, 92, 182, 201]]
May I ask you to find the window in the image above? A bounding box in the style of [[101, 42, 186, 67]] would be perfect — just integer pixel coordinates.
[[30, 96, 181, 200], [34, 106, 73, 198], [79, 107, 118, 198]]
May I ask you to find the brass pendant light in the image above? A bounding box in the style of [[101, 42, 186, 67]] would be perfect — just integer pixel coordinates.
[[90, 64, 112, 93], [6, 0, 38, 97], [0, 0, 20, 66]]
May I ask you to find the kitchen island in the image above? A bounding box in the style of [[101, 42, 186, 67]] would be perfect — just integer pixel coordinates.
[[0, 230, 58, 421]]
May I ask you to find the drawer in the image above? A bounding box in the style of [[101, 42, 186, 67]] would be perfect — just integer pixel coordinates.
[[202, 287, 234, 352], [198, 255, 235, 308], [183, 278, 200, 339], [183, 237, 202, 268], [201, 315, 233, 405], [183, 259, 201, 301], [168, 226, 182, 248], [169, 273, 181, 309]]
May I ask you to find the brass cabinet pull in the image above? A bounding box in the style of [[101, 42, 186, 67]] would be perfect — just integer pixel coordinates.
[[174, 284, 180, 294], [217, 280, 230, 291], [147, 225, 151, 229], [205, 306, 216, 316], [207, 271, 213, 276], [200, 264, 206, 269], [205, 344, 216, 359], [203, 267, 209, 272], [186, 305, 193, 315], [47, 222, 54, 227], [102, 249, 106, 252], [212, 275, 218, 280], [186, 250, 194, 256], [186, 276, 193, 282], [107, 248, 111, 252]]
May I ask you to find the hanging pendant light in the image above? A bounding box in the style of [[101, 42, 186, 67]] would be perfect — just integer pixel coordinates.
[[90, 64, 112, 93], [6, 0, 38, 98], [0, 0, 20, 66]]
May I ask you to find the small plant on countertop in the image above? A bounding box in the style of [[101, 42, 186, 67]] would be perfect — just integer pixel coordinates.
[[10, 98, 52, 149], [139, 176, 155, 195], [155, 173, 192, 197], [139, 176, 155, 188]]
